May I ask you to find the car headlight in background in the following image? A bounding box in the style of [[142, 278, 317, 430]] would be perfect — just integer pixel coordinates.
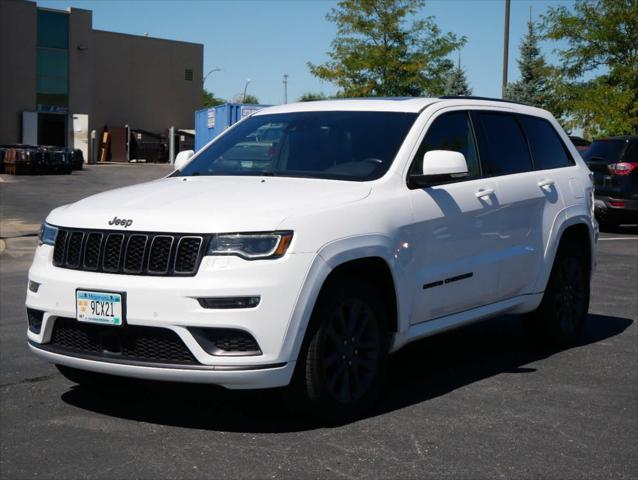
[[207, 231, 293, 260], [39, 223, 58, 246]]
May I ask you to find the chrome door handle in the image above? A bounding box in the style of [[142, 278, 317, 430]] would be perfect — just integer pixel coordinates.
[[475, 187, 494, 198], [537, 178, 555, 189]]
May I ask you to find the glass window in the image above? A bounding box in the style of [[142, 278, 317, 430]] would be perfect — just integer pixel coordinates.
[[622, 141, 637, 162], [478, 113, 533, 175], [180, 111, 417, 181], [37, 10, 69, 49], [411, 111, 480, 178], [520, 116, 573, 170], [37, 48, 68, 79], [582, 140, 627, 164]]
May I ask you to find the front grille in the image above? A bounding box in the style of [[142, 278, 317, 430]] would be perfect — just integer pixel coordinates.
[[49, 317, 198, 365], [52, 227, 207, 276]]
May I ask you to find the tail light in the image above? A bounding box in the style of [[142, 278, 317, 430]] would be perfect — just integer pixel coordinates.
[[609, 201, 625, 208], [608, 162, 638, 176]]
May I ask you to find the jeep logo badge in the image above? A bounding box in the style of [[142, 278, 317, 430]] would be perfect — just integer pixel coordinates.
[[108, 216, 133, 228]]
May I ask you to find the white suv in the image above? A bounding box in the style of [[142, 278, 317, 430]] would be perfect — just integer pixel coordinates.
[[26, 97, 597, 419]]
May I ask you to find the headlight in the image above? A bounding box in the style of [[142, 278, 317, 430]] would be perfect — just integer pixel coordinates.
[[39, 223, 58, 246], [207, 231, 293, 260]]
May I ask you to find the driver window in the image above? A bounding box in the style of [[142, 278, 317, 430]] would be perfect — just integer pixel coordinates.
[[411, 111, 480, 178]]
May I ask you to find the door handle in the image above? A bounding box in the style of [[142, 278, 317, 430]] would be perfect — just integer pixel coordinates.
[[475, 187, 494, 198], [537, 178, 555, 189]]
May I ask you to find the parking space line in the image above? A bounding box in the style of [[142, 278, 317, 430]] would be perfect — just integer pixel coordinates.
[[599, 237, 638, 241]]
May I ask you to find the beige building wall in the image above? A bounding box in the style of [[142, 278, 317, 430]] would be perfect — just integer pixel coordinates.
[[92, 31, 203, 134], [0, 0, 37, 144]]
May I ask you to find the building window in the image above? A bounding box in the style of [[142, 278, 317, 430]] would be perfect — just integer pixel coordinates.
[[185, 68, 194, 81], [37, 9, 69, 111]]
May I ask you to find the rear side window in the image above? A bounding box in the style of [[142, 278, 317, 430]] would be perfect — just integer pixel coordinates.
[[520, 116, 573, 169], [412, 111, 480, 178], [623, 141, 638, 162], [477, 112, 533, 176], [582, 140, 626, 164]]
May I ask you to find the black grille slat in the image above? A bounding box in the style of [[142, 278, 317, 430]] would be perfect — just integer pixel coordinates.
[[66, 231, 84, 267], [50, 317, 198, 365], [148, 236, 173, 274], [124, 235, 147, 273], [53, 230, 68, 265], [51, 228, 208, 276], [83, 233, 103, 270], [175, 237, 202, 273], [102, 234, 125, 272]]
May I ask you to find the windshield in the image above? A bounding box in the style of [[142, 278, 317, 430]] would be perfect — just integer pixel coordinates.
[[180, 111, 417, 181]]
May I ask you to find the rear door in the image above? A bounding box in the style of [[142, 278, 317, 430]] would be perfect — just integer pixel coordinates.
[[473, 112, 566, 299]]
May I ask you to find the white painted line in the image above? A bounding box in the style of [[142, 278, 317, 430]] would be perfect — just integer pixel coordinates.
[[599, 237, 638, 241]]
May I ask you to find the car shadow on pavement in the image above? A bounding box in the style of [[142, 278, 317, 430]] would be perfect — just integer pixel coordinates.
[[60, 313, 632, 432]]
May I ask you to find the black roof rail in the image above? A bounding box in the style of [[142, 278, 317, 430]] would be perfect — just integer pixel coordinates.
[[438, 95, 531, 106]]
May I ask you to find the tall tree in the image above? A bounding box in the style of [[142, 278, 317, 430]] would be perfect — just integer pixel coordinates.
[[298, 92, 328, 102], [542, 0, 638, 136], [308, 0, 465, 97], [202, 89, 225, 108], [505, 18, 550, 108], [444, 56, 472, 96], [242, 94, 260, 104]]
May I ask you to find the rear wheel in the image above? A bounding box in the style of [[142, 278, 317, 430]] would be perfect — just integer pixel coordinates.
[[290, 276, 389, 421], [523, 241, 590, 346]]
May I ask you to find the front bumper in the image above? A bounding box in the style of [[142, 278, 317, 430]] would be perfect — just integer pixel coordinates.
[[26, 245, 319, 389]]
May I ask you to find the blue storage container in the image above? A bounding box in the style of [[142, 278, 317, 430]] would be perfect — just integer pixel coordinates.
[[194, 103, 271, 151]]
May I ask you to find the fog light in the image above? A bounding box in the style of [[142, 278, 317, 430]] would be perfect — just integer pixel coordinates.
[[28, 280, 40, 293], [197, 296, 260, 309], [26, 308, 44, 334]]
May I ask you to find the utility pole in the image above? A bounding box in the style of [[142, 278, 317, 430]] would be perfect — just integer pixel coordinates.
[[502, 0, 511, 98], [283, 73, 289, 104]]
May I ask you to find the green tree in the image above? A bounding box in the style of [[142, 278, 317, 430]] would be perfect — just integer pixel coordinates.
[[505, 19, 551, 109], [444, 57, 472, 96], [242, 94, 260, 104], [202, 89, 225, 108], [298, 92, 328, 102], [308, 0, 465, 97], [542, 0, 638, 136]]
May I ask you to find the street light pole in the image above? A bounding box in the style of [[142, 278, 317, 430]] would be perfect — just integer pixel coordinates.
[[502, 0, 511, 98], [283, 73, 289, 104], [203, 67, 222, 87], [242, 78, 252, 103]]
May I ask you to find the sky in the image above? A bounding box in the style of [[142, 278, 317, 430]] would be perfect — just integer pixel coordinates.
[[36, 0, 575, 105]]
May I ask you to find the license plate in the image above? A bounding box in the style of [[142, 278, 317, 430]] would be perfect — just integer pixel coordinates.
[[76, 290, 124, 326]]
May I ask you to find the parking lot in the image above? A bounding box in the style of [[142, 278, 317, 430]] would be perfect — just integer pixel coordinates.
[[1, 165, 636, 479]]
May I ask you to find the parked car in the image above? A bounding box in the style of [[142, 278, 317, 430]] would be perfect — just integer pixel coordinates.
[[583, 136, 638, 228], [569, 135, 591, 153], [26, 97, 596, 420]]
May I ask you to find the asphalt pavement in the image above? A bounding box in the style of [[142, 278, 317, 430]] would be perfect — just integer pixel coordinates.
[[1, 165, 637, 479]]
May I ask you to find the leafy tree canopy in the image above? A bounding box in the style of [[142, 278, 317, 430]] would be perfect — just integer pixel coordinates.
[[202, 89, 225, 108], [308, 0, 465, 97], [242, 94, 260, 104], [542, 0, 638, 136], [298, 92, 329, 102]]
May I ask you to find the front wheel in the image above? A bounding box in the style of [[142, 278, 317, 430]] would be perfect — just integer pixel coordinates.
[[523, 241, 590, 346], [290, 276, 390, 422]]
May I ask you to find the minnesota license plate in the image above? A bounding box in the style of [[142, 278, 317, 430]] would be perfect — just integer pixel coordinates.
[[76, 290, 124, 326]]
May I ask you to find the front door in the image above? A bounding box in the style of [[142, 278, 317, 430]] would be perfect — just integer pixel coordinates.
[[406, 110, 502, 324]]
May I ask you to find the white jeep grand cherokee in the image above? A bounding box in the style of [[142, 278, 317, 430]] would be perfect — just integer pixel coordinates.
[[27, 97, 597, 419]]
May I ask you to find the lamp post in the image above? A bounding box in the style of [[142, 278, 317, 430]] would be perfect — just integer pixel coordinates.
[[242, 78, 252, 103], [502, 0, 511, 98], [283, 73, 289, 104], [203, 67, 222, 87]]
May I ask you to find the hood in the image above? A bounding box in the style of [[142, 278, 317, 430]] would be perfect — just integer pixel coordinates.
[[47, 175, 371, 233]]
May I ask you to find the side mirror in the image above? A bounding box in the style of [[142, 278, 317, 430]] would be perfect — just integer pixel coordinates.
[[174, 150, 194, 171], [408, 150, 469, 188]]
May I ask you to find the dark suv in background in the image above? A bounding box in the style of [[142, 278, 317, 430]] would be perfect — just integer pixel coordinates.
[[583, 136, 638, 229]]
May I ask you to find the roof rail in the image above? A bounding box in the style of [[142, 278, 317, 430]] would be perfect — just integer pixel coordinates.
[[439, 95, 531, 106]]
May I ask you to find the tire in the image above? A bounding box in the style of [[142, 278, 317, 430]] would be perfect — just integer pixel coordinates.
[[289, 275, 390, 422], [56, 365, 130, 390], [523, 241, 590, 346]]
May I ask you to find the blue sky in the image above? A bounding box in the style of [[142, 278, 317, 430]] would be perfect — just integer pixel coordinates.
[[37, 0, 574, 105]]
